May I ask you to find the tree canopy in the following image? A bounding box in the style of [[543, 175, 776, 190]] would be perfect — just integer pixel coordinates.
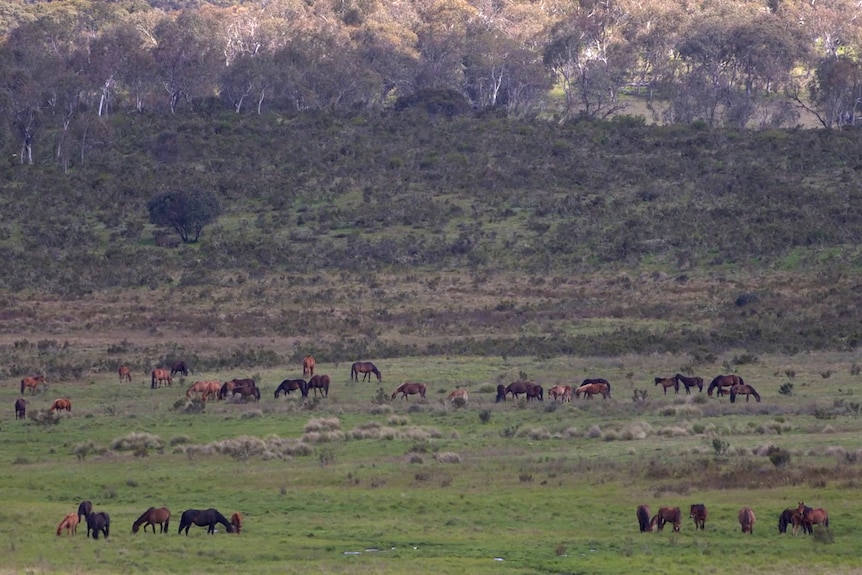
[[147, 189, 221, 243]]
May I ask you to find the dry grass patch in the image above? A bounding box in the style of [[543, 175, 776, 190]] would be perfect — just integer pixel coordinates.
[[304, 416, 341, 432]]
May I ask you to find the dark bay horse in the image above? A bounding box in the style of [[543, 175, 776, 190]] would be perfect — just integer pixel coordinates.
[[151, 368, 172, 389], [524, 382, 543, 401], [220, 378, 258, 400], [707, 374, 743, 397], [87, 511, 111, 539], [392, 382, 426, 400], [14, 398, 26, 420], [738, 507, 756, 534], [132, 507, 171, 534], [275, 379, 308, 399], [778, 508, 798, 534], [20, 374, 45, 394], [118, 365, 132, 382], [178, 508, 233, 535], [505, 380, 532, 400], [657, 506, 681, 532], [495, 384, 506, 403], [675, 373, 704, 394], [575, 382, 610, 400], [308, 374, 330, 398], [654, 376, 679, 395], [302, 356, 315, 378], [729, 383, 761, 403], [50, 398, 71, 412], [637, 505, 651, 532], [170, 360, 189, 377], [351, 361, 381, 382], [77, 501, 93, 524], [690, 504, 707, 530]]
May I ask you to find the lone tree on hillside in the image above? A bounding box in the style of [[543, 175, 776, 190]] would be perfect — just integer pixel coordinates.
[[147, 189, 221, 243]]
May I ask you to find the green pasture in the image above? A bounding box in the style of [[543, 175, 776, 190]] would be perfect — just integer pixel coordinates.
[[2, 353, 862, 574]]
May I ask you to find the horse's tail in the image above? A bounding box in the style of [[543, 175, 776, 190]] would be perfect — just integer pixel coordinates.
[[350, 365, 356, 381], [164, 517, 170, 532], [729, 389, 737, 403], [20, 379, 24, 394]]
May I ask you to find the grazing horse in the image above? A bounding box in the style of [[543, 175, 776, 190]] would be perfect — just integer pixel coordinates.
[[729, 384, 761, 403], [505, 380, 533, 401], [302, 356, 315, 378], [14, 398, 26, 420], [275, 379, 308, 399], [151, 368, 172, 389], [448, 389, 468, 404], [50, 398, 72, 412], [654, 376, 679, 395], [230, 512, 242, 534], [351, 361, 381, 382], [575, 382, 610, 400], [308, 374, 331, 398], [20, 374, 45, 394], [690, 504, 707, 530], [636, 505, 651, 532], [87, 512, 111, 540], [132, 507, 171, 534], [220, 378, 258, 400], [77, 501, 93, 525], [118, 365, 132, 382], [525, 382, 544, 401], [56, 513, 79, 536], [675, 373, 704, 394], [178, 508, 233, 535], [231, 384, 261, 401], [656, 506, 681, 532], [739, 507, 756, 534], [797, 502, 829, 532], [778, 508, 798, 534], [392, 382, 427, 401], [495, 384, 506, 403], [186, 381, 220, 401], [649, 515, 660, 531], [170, 360, 189, 377], [707, 374, 743, 397]]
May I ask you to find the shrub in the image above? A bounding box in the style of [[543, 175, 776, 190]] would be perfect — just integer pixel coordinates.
[[478, 409, 491, 424], [812, 526, 834, 544], [29, 409, 61, 426], [766, 445, 792, 467], [778, 382, 794, 396], [712, 438, 730, 456]]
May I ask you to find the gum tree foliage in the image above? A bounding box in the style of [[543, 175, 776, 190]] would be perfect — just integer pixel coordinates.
[[147, 190, 221, 243]]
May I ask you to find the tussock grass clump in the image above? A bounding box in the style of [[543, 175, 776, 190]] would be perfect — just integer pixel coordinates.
[[169, 435, 191, 446], [211, 436, 267, 459], [302, 430, 346, 443], [657, 425, 690, 437], [73, 440, 105, 461], [400, 427, 430, 442], [519, 427, 551, 440], [476, 383, 496, 393], [370, 404, 392, 415], [304, 417, 341, 432], [620, 421, 653, 440], [350, 423, 398, 440], [110, 432, 164, 453], [560, 427, 579, 438], [28, 409, 61, 426], [587, 425, 602, 438], [388, 415, 409, 426], [434, 452, 461, 464]]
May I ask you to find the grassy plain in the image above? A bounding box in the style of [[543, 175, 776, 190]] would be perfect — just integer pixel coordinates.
[[2, 348, 862, 575]]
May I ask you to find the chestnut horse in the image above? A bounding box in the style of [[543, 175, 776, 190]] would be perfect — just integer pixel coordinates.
[[132, 507, 171, 534], [690, 503, 707, 530], [654, 376, 679, 395], [178, 508, 233, 535], [230, 512, 243, 534], [351, 361, 381, 382], [392, 382, 426, 400], [50, 398, 71, 412], [575, 382, 610, 400], [170, 360, 189, 377], [20, 374, 45, 394], [797, 502, 829, 532], [186, 381, 220, 401], [707, 374, 743, 397], [656, 506, 681, 532], [636, 505, 651, 532], [151, 368, 172, 389], [56, 513, 79, 536], [275, 379, 308, 399], [118, 365, 132, 382], [14, 398, 26, 420], [448, 389, 468, 404], [674, 373, 704, 394], [548, 385, 572, 402], [729, 384, 761, 403], [308, 374, 331, 398], [739, 507, 756, 534], [302, 356, 315, 378]]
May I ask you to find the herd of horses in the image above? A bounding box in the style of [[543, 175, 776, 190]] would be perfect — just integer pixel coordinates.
[[653, 373, 762, 403], [56, 501, 242, 538], [636, 501, 828, 536]]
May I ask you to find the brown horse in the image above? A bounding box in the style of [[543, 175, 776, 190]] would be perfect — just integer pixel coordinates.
[[448, 389, 468, 404], [186, 381, 220, 401], [636, 505, 651, 532], [20, 374, 45, 394], [656, 506, 681, 532], [151, 368, 172, 389], [739, 507, 756, 534], [674, 373, 704, 394], [525, 383, 543, 401], [707, 374, 743, 397], [575, 382, 610, 400], [729, 383, 761, 403], [57, 512, 79, 536], [654, 376, 679, 395], [505, 380, 534, 400], [392, 382, 426, 400], [308, 374, 331, 398], [351, 361, 381, 382], [230, 512, 242, 534], [302, 356, 315, 378], [690, 503, 707, 530], [275, 379, 308, 399], [132, 507, 171, 534], [118, 365, 132, 382], [797, 502, 829, 532], [15, 398, 26, 420], [170, 360, 189, 377], [50, 398, 71, 412], [220, 378, 258, 400]]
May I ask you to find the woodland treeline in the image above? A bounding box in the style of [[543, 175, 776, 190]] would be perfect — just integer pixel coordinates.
[[2, 0, 862, 164]]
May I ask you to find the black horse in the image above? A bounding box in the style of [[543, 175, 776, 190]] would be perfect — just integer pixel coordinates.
[[77, 501, 93, 525], [178, 508, 234, 535], [275, 379, 308, 399], [87, 511, 110, 540], [495, 384, 506, 403], [171, 360, 189, 377], [14, 398, 26, 420], [674, 373, 704, 394], [778, 508, 797, 534]]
